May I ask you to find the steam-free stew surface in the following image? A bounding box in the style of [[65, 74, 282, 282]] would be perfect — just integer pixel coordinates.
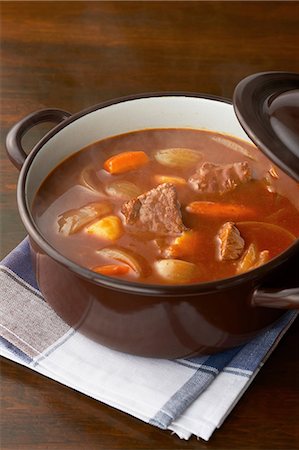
[[32, 129, 299, 284]]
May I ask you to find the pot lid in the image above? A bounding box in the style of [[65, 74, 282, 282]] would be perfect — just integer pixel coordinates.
[[233, 71, 299, 182]]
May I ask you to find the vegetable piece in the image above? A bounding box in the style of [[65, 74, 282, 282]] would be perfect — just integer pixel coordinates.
[[186, 201, 255, 219], [154, 175, 187, 186], [91, 264, 130, 276], [264, 173, 277, 193], [211, 135, 256, 160], [256, 250, 270, 267], [165, 230, 202, 258], [80, 168, 103, 192], [269, 166, 279, 179], [87, 215, 124, 240], [58, 201, 113, 235], [105, 180, 142, 200], [155, 259, 200, 283], [236, 244, 270, 274], [263, 166, 279, 193], [236, 243, 258, 273], [103, 151, 149, 174], [96, 246, 151, 277], [154, 148, 202, 168], [217, 222, 244, 260]]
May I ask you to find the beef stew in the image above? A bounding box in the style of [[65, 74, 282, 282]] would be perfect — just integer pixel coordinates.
[[32, 128, 299, 285]]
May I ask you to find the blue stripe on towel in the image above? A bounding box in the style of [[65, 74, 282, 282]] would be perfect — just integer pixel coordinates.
[[150, 369, 216, 429], [185, 345, 243, 370], [1, 238, 39, 291], [0, 336, 33, 364], [151, 311, 297, 429], [151, 345, 245, 429], [227, 311, 296, 372]]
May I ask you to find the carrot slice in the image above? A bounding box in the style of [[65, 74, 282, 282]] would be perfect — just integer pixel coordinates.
[[92, 264, 130, 276], [186, 201, 255, 219], [103, 151, 149, 174]]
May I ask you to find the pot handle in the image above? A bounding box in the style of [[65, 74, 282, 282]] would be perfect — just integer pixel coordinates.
[[252, 287, 299, 309], [6, 108, 72, 170]]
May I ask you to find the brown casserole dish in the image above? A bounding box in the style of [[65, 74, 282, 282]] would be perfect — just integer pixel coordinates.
[[5, 72, 299, 358]]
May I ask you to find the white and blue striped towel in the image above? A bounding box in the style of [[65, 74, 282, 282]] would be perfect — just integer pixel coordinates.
[[0, 238, 297, 441]]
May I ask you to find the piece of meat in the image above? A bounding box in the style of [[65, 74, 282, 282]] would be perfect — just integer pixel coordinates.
[[189, 161, 252, 194], [121, 183, 187, 234], [217, 222, 245, 260]]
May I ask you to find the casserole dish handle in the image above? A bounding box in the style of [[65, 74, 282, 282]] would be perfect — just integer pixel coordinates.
[[6, 108, 72, 170], [253, 287, 299, 309], [253, 250, 299, 309]]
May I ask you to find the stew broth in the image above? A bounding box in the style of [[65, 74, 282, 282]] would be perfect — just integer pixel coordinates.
[[32, 128, 299, 284]]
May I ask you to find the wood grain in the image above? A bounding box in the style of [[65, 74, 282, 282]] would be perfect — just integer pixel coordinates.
[[1, 2, 299, 448]]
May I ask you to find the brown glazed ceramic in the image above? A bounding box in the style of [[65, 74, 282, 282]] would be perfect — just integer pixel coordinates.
[[233, 71, 299, 182], [5, 89, 299, 358]]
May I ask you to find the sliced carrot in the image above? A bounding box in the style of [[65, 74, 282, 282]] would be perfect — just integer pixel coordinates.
[[186, 201, 255, 219], [103, 151, 149, 174], [92, 264, 130, 276]]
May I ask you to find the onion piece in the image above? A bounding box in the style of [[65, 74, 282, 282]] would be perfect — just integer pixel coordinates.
[[211, 135, 256, 160], [58, 201, 113, 235], [105, 180, 142, 200], [236, 221, 295, 268], [269, 166, 279, 179], [154, 148, 202, 168], [236, 244, 270, 274], [96, 246, 151, 277], [80, 168, 103, 192]]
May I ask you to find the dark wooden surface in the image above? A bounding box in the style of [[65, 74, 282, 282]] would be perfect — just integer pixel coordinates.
[[1, 2, 298, 448]]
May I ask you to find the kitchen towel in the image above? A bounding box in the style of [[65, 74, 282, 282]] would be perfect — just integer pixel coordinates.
[[0, 238, 297, 441]]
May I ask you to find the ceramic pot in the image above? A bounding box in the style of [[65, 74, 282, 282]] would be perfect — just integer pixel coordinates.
[[6, 92, 299, 358]]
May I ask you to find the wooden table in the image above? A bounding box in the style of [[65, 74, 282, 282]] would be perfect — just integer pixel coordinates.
[[1, 2, 298, 448]]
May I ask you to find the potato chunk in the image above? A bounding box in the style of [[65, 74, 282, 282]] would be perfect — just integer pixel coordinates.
[[155, 259, 200, 283], [87, 215, 123, 240], [165, 230, 202, 258]]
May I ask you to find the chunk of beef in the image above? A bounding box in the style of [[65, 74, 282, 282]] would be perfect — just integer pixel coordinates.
[[189, 162, 252, 194], [121, 183, 187, 234], [217, 222, 245, 260]]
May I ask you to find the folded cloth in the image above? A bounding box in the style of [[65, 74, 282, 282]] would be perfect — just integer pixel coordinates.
[[0, 238, 297, 441]]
